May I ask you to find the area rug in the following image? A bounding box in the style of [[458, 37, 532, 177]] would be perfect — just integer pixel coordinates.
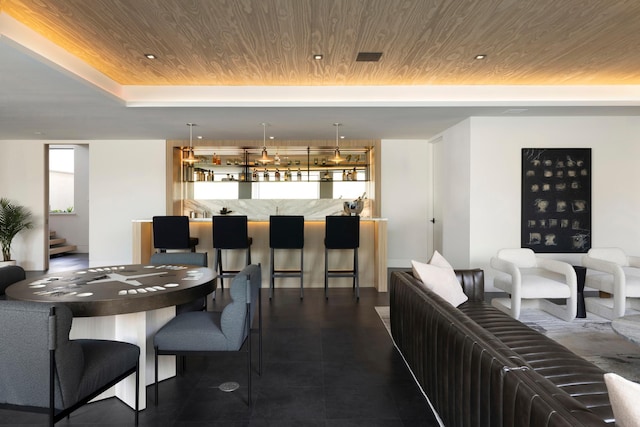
[[375, 306, 640, 382]]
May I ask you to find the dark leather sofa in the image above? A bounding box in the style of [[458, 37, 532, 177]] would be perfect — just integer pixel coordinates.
[[389, 269, 614, 427]]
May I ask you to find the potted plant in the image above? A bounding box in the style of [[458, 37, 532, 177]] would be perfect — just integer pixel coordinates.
[[0, 198, 34, 266]]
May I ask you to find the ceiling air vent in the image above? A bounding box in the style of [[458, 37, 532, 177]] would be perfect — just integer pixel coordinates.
[[356, 52, 382, 62]]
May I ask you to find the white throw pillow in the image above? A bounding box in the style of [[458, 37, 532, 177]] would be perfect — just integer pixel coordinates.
[[428, 250, 454, 269], [604, 372, 640, 427], [411, 252, 468, 307]]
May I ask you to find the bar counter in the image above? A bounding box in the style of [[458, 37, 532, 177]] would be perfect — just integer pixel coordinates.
[[132, 217, 388, 292]]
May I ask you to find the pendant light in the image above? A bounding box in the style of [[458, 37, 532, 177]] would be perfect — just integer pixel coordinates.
[[330, 122, 345, 164], [258, 122, 273, 164], [182, 123, 197, 164]]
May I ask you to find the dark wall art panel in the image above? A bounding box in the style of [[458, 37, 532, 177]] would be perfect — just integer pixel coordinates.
[[521, 148, 591, 253]]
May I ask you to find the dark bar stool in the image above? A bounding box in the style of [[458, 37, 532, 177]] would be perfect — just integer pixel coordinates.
[[213, 215, 252, 292], [152, 216, 198, 253], [324, 215, 360, 301], [269, 215, 305, 300]]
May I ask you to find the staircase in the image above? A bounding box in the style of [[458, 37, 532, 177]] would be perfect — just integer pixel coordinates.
[[49, 230, 77, 256]]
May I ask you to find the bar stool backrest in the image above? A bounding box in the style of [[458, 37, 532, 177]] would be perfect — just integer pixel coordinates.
[[213, 215, 250, 249], [153, 216, 191, 250], [325, 215, 360, 249], [269, 215, 304, 249]]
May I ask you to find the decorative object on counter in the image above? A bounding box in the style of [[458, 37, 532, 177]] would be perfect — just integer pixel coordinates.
[[343, 192, 366, 216], [0, 198, 34, 264], [182, 123, 197, 164], [257, 122, 273, 164], [219, 207, 232, 215]]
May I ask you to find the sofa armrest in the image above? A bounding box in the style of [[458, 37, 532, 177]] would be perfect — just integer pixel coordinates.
[[628, 255, 640, 268], [454, 268, 485, 302], [582, 255, 621, 275]]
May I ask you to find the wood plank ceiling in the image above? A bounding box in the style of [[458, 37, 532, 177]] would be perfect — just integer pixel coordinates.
[[3, 0, 640, 86]]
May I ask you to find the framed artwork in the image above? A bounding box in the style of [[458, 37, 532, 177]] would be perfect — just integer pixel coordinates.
[[521, 148, 591, 253]]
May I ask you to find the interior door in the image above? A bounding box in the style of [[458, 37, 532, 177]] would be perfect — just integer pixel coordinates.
[[431, 137, 443, 256]]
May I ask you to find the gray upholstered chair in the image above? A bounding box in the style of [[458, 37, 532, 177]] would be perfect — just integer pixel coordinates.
[[0, 301, 140, 426], [154, 264, 262, 406], [149, 252, 209, 313], [0, 265, 26, 299]]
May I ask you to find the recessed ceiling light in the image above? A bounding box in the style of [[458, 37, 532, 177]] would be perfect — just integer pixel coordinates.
[[144, 53, 157, 59], [474, 54, 487, 60], [313, 54, 323, 60], [197, 135, 203, 139], [269, 136, 275, 140]]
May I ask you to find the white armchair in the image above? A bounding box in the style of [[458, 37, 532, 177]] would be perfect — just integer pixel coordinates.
[[490, 248, 577, 321], [581, 247, 640, 319]]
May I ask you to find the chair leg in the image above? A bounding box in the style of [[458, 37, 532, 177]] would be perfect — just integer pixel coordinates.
[[247, 309, 252, 406], [300, 249, 304, 300], [354, 248, 359, 301], [269, 248, 275, 300], [215, 249, 225, 293], [324, 247, 329, 300], [154, 347, 159, 406], [135, 361, 139, 426], [259, 287, 263, 375]]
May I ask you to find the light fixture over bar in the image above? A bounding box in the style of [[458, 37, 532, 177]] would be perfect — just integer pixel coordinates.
[[330, 122, 345, 164], [257, 122, 273, 164], [182, 123, 197, 164]]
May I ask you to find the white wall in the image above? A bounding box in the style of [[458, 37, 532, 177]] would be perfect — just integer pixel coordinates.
[[464, 116, 640, 291], [439, 119, 472, 268], [0, 141, 47, 270], [380, 139, 431, 267], [89, 140, 166, 266], [0, 139, 166, 270]]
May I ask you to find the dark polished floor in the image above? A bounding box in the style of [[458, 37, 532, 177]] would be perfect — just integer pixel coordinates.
[[3, 254, 439, 426]]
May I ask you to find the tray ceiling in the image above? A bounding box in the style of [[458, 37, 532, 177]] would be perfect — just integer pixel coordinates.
[[4, 0, 640, 86]]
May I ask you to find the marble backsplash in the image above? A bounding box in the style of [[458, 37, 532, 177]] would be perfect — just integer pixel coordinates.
[[183, 198, 372, 220]]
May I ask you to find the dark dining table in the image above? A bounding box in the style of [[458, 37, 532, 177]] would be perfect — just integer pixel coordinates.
[[6, 263, 216, 410], [6, 263, 215, 316]]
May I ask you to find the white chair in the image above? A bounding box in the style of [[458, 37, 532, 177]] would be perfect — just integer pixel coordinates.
[[581, 247, 640, 319], [490, 248, 577, 321]]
